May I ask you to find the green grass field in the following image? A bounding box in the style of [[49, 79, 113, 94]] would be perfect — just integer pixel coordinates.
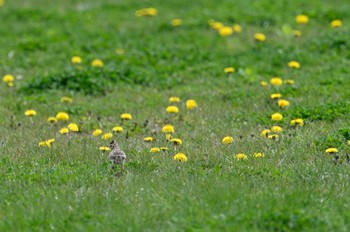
[[1, 0, 350, 231]]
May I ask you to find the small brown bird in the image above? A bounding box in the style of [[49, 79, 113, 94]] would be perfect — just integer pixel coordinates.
[[108, 140, 126, 171]]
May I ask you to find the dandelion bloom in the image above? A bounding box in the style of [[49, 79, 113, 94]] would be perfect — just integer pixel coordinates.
[[211, 22, 224, 30], [325, 148, 338, 154], [222, 136, 234, 144], [271, 93, 282, 99], [99, 146, 111, 152], [271, 113, 283, 121], [284, 79, 295, 85], [293, 30, 302, 37], [288, 61, 300, 69], [150, 147, 161, 153], [92, 129, 103, 137], [271, 126, 282, 133], [160, 147, 168, 151], [173, 153, 188, 162], [135, 7, 157, 17], [162, 124, 175, 133], [171, 18, 183, 26], [270, 77, 283, 86], [166, 106, 179, 113], [38, 141, 51, 147], [59, 127, 69, 134], [2, 74, 14, 83], [234, 153, 248, 160], [120, 113, 132, 120], [56, 112, 69, 121], [47, 117, 57, 123], [224, 67, 235, 74], [330, 19, 342, 28], [170, 138, 182, 145], [254, 33, 266, 42], [277, 99, 290, 108], [113, 126, 123, 133], [253, 152, 265, 158], [60, 96, 73, 103], [115, 48, 125, 55], [165, 134, 173, 141], [233, 24, 242, 33], [347, 140, 350, 145], [186, 99, 197, 110], [71, 56, 82, 64], [219, 27, 233, 37], [260, 81, 268, 87], [68, 123, 79, 132], [290, 118, 304, 126], [47, 139, 55, 145], [169, 96, 181, 103], [144, 137, 154, 142], [24, 109, 37, 117], [91, 59, 104, 67], [268, 134, 279, 140], [101, 133, 113, 140], [295, 15, 309, 24], [261, 129, 271, 137]]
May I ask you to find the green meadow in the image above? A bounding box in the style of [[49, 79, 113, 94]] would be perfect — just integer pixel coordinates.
[[1, 0, 350, 231]]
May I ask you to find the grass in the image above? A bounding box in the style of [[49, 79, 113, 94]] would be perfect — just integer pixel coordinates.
[[1, 0, 350, 231]]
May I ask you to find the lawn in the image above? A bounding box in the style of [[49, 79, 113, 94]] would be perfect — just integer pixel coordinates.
[[1, 0, 350, 231]]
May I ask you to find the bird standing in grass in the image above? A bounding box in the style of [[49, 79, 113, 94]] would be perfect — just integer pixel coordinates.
[[108, 140, 126, 172]]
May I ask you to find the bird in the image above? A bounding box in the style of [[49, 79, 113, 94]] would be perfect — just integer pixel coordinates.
[[108, 140, 126, 172]]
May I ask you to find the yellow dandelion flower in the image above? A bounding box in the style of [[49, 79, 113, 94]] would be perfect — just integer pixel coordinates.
[[271, 93, 282, 99], [56, 112, 69, 121], [166, 106, 179, 113], [233, 24, 242, 33], [144, 137, 154, 142], [253, 152, 265, 158], [101, 133, 113, 140], [290, 118, 304, 127], [71, 56, 82, 64], [173, 153, 188, 162], [169, 96, 181, 103], [219, 26, 233, 37], [120, 113, 132, 120], [91, 59, 104, 67], [271, 113, 283, 121], [47, 139, 55, 145], [135, 7, 157, 17], [92, 129, 103, 137], [24, 109, 37, 117], [186, 99, 197, 110], [47, 117, 57, 123], [260, 81, 268, 87], [171, 18, 183, 26], [271, 126, 283, 133], [222, 136, 234, 144], [295, 15, 309, 24], [234, 153, 248, 160], [325, 148, 338, 154], [99, 146, 111, 152], [115, 48, 125, 55], [165, 134, 173, 140], [261, 129, 271, 137], [267, 134, 279, 140], [68, 123, 79, 132], [277, 99, 290, 108], [59, 127, 69, 134], [150, 147, 161, 153], [288, 61, 300, 69], [112, 126, 123, 133], [224, 67, 235, 74], [211, 22, 224, 30], [330, 19, 342, 28], [38, 141, 51, 147], [293, 30, 302, 37], [254, 33, 266, 42], [2, 74, 14, 83], [270, 77, 283, 86], [60, 96, 73, 103], [162, 124, 175, 133], [284, 79, 295, 85], [0, 0, 4, 7], [170, 138, 182, 145], [347, 140, 350, 145]]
